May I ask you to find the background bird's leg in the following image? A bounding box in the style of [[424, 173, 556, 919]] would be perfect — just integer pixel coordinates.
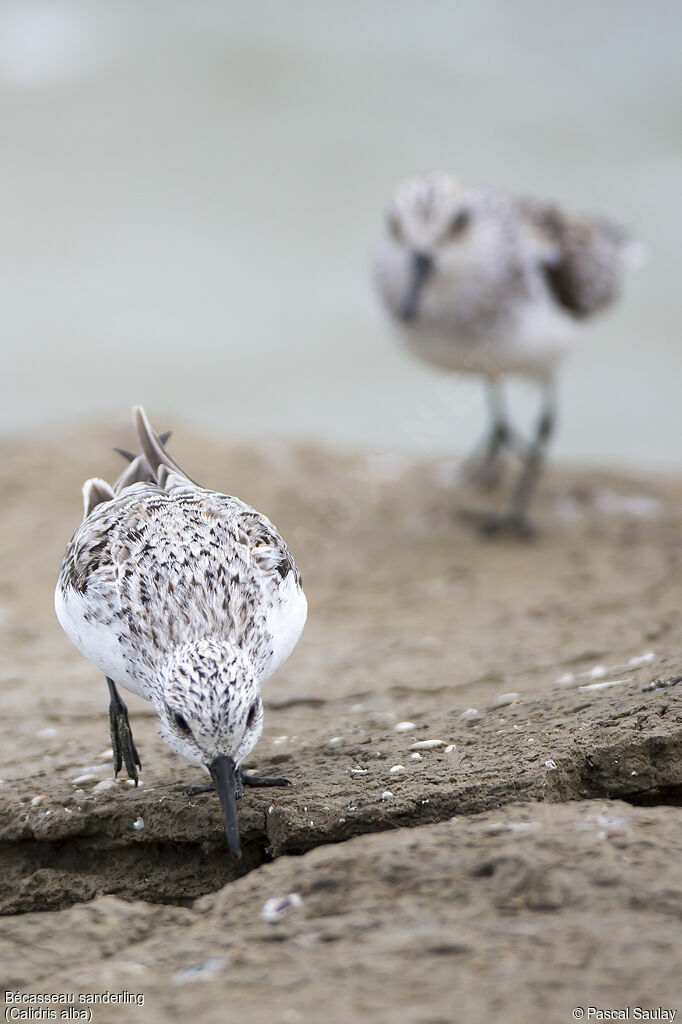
[[482, 377, 557, 537], [107, 677, 141, 784], [464, 379, 516, 489]]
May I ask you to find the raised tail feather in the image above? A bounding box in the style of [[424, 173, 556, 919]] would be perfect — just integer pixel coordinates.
[[132, 406, 195, 487], [82, 411, 195, 519]]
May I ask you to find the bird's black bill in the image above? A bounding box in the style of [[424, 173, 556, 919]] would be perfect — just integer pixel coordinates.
[[208, 755, 241, 857], [399, 251, 434, 322]]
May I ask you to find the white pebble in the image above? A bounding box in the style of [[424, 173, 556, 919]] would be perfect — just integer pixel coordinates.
[[133, 817, 145, 831], [172, 957, 226, 985], [389, 765, 406, 774], [488, 693, 520, 709], [36, 727, 58, 739], [394, 722, 416, 732], [544, 759, 558, 770], [261, 893, 302, 923], [461, 708, 481, 723], [338, 818, 346, 824], [555, 672, 575, 686], [72, 774, 99, 785], [409, 739, 445, 751], [410, 752, 422, 761], [628, 652, 655, 667], [444, 744, 457, 754], [579, 679, 628, 691], [31, 795, 46, 807], [328, 737, 342, 745], [272, 736, 288, 745], [381, 791, 393, 801], [93, 779, 116, 793], [588, 665, 607, 679]]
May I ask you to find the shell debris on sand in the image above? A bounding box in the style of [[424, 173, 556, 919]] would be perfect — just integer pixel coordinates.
[[261, 893, 303, 923], [487, 693, 520, 710], [409, 739, 446, 751], [461, 709, 481, 724], [93, 779, 116, 794], [394, 721, 416, 733], [579, 679, 629, 692], [172, 958, 226, 985], [389, 765, 406, 774], [132, 817, 145, 831]]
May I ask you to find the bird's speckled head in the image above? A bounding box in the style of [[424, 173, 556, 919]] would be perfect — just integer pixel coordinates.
[[152, 637, 263, 769], [373, 173, 518, 328]]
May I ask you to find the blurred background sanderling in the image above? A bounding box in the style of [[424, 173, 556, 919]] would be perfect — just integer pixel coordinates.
[[0, 0, 680, 470]]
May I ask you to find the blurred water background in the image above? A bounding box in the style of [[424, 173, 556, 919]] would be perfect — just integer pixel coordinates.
[[1, 0, 680, 469]]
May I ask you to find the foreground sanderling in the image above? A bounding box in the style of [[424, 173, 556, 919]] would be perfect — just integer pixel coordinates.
[[373, 173, 639, 535], [55, 406, 307, 855]]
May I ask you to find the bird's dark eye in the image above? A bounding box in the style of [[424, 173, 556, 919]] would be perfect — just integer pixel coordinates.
[[246, 701, 259, 730], [387, 210, 404, 244], [448, 209, 470, 237], [173, 712, 192, 737]]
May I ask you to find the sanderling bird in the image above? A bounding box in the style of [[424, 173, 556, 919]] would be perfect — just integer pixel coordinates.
[[373, 173, 638, 535], [55, 406, 307, 855]]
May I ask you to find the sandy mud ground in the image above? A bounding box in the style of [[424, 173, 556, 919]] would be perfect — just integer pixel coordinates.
[[1, 420, 681, 1023]]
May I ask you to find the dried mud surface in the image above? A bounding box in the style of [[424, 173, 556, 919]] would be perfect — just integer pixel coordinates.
[[1, 422, 681, 1023]]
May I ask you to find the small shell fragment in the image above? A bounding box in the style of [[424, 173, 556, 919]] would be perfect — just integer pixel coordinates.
[[389, 765, 406, 774], [133, 817, 145, 830], [93, 779, 116, 793], [381, 791, 393, 801], [72, 774, 100, 785], [444, 744, 456, 754], [261, 893, 302, 923], [544, 759, 558, 770], [461, 709, 481, 723], [488, 693, 520, 709], [395, 722, 416, 733], [410, 753, 422, 761], [579, 679, 628, 691], [409, 739, 445, 751]]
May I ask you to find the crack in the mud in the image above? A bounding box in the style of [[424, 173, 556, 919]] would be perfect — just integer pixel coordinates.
[[3, 686, 682, 916]]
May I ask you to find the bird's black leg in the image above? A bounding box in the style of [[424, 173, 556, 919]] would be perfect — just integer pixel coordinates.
[[184, 767, 292, 799], [478, 378, 557, 539], [107, 677, 141, 785], [464, 379, 521, 489]]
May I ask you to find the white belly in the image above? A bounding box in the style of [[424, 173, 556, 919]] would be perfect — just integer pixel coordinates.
[[400, 303, 578, 380], [54, 585, 150, 699], [258, 575, 308, 683]]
